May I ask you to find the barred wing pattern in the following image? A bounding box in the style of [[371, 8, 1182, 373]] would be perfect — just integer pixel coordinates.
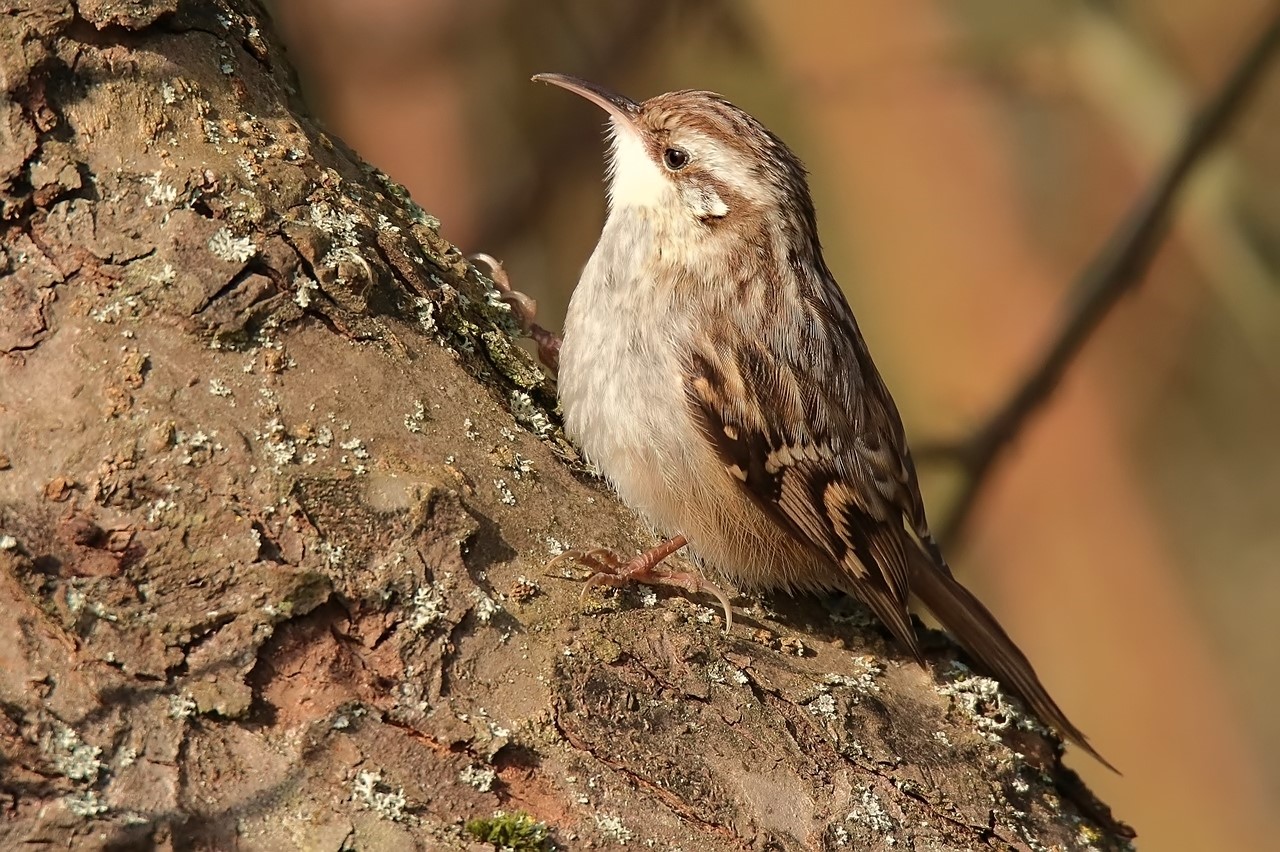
[[683, 272, 1112, 769], [684, 275, 931, 658]]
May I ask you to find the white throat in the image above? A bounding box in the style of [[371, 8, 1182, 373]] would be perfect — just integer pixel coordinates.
[[605, 121, 672, 213]]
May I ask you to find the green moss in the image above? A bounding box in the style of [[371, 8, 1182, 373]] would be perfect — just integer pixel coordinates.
[[464, 810, 550, 850]]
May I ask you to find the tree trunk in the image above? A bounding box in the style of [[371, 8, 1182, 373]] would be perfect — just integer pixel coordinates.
[[0, 2, 1131, 849]]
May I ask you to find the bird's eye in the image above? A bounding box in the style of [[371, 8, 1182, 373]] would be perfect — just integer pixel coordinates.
[[662, 147, 689, 171]]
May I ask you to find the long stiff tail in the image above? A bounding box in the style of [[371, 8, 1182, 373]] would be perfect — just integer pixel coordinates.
[[907, 549, 1117, 772]]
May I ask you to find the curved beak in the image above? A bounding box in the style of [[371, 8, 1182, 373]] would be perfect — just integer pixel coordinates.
[[531, 73, 640, 129]]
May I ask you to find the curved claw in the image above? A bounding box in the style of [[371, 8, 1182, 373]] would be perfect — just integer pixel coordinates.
[[699, 581, 735, 634], [469, 252, 560, 372], [472, 253, 533, 325], [550, 544, 734, 634], [545, 549, 586, 575], [546, 548, 622, 577], [581, 547, 622, 567], [469, 252, 506, 287], [580, 570, 619, 603], [654, 571, 734, 634], [501, 290, 540, 331]]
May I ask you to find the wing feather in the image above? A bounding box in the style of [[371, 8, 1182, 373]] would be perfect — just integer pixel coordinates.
[[684, 293, 930, 659], [682, 274, 1111, 765]]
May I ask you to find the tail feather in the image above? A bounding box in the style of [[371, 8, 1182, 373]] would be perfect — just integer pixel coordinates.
[[907, 550, 1118, 773]]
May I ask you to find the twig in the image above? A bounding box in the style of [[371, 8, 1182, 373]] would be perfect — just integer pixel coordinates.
[[922, 10, 1280, 547]]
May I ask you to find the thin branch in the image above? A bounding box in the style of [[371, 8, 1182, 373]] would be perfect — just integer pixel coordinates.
[[922, 9, 1280, 547]]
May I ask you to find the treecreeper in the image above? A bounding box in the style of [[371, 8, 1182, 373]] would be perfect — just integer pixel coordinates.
[[479, 72, 1115, 771]]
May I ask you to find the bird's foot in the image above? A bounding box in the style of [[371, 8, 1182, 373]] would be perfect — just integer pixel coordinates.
[[548, 534, 734, 632], [471, 252, 561, 371]]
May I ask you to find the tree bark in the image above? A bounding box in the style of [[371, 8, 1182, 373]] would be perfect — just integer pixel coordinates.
[[0, 2, 1131, 849]]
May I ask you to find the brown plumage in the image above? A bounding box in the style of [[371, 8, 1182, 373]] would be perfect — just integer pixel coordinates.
[[516, 73, 1113, 771]]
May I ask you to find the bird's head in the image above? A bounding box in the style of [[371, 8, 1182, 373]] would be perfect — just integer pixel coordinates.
[[532, 73, 816, 236]]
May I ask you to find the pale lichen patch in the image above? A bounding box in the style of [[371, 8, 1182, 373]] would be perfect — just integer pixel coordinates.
[[48, 725, 104, 783], [459, 764, 496, 793], [409, 585, 448, 631], [593, 813, 633, 844], [207, 227, 256, 262], [352, 770, 410, 823]]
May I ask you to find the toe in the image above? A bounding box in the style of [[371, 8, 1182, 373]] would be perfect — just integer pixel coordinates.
[[470, 252, 509, 289]]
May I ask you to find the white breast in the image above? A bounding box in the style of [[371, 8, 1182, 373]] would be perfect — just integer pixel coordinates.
[[558, 213, 698, 534], [557, 210, 835, 595]]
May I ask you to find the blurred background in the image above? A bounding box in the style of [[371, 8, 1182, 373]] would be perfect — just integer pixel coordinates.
[[271, 1, 1280, 848]]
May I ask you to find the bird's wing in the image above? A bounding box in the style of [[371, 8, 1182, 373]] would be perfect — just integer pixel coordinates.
[[682, 277, 1114, 768], [683, 280, 932, 656]]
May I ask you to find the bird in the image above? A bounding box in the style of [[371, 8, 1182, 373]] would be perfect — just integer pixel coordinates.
[[482, 71, 1113, 771]]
